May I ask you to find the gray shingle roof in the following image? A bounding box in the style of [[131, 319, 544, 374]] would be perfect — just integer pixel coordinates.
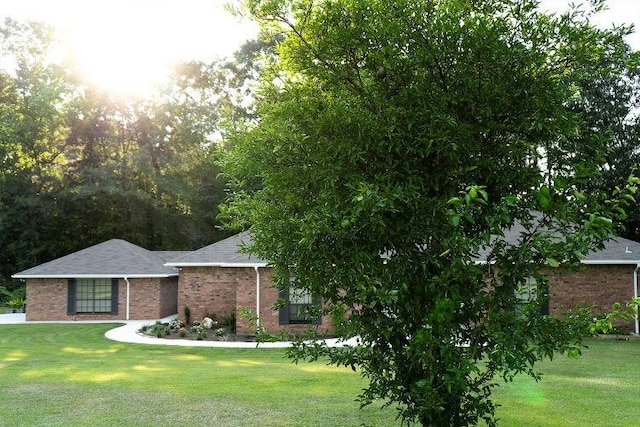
[[13, 224, 640, 280], [165, 232, 266, 267], [476, 216, 640, 264], [583, 236, 640, 264], [170, 229, 640, 267], [154, 251, 191, 262], [12, 239, 179, 278]]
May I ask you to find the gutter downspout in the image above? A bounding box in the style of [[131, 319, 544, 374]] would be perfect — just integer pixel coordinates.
[[124, 277, 131, 321], [634, 264, 639, 335], [254, 266, 261, 327]]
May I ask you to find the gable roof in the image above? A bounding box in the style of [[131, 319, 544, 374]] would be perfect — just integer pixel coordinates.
[[165, 232, 267, 267], [168, 226, 640, 270], [582, 236, 640, 264], [12, 239, 180, 279], [13, 223, 640, 280], [476, 217, 640, 265]]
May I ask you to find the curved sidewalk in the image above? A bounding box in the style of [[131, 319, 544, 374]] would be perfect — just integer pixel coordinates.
[[0, 313, 358, 348], [105, 321, 296, 348]]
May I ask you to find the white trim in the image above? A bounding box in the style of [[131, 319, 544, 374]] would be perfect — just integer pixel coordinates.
[[254, 266, 261, 327], [12, 274, 178, 279], [580, 260, 640, 265], [124, 277, 131, 321], [475, 259, 640, 266], [165, 262, 267, 268]]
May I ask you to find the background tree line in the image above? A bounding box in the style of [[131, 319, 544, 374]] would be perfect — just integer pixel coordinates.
[[1, 8, 638, 293], [0, 18, 268, 287]]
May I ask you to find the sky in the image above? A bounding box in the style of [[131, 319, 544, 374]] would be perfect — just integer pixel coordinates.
[[0, 0, 638, 97], [0, 0, 259, 96], [540, 0, 640, 48]]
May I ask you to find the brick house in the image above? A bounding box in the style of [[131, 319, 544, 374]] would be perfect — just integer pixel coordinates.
[[549, 238, 640, 333], [12, 233, 332, 334], [12, 231, 640, 334], [476, 222, 640, 334], [12, 239, 186, 322], [165, 232, 332, 334]]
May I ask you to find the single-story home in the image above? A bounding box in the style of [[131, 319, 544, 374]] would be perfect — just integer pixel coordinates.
[[12, 232, 332, 334], [12, 231, 640, 334], [12, 239, 186, 322], [164, 232, 332, 334]]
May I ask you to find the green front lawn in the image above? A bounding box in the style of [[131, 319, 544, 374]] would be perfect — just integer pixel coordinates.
[[1, 324, 639, 426], [0, 324, 396, 426], [489, 337, 640, 426]]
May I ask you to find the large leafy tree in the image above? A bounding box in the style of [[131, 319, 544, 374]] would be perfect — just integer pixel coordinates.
[[221, 0, 639, 425], [563, 36, 640, 240], [0, 19, 264, 281], [0, 19, 73, 277]]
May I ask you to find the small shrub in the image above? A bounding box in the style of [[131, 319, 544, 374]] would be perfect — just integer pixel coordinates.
[[214, 327, 227, 340], [139, 324, 153, 335], [184, 306, 191, 325], [220, 310, 236, 333], [191, 321, 207, 340], [239, 307, 282, 342], [153, 321, 169, 338], [168, 317, 184, 331]]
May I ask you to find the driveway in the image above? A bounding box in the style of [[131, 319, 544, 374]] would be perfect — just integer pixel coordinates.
[[0, 312, 25, 324]]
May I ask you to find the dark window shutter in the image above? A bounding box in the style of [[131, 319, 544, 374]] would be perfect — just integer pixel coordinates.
[[67, 279, 76, 315], [312, 296, 322, 325], [111, 279, 119, 315], [278, 288, 289, 325]]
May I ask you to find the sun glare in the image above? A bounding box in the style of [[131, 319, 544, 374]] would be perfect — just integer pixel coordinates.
[[28, 0, 258, 98], [69, 28, 172, 97]]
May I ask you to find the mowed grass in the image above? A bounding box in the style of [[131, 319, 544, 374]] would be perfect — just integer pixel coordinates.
[[1, 324, 639, 426], [489, 338, 640, 426], [0, 324, 397, 426]]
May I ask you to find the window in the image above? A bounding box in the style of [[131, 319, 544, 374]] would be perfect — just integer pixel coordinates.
[[68, 278, 118, 315], [279, 286, 321, 325], [515, 276, 549, 315], [516, 277, 537, 304]]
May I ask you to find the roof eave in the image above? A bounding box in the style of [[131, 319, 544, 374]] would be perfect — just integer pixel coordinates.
[[474, 259, 640, 266], [165, 262, 268, 268], [581, 260, 640, 265], [12, 273, 178, 279]]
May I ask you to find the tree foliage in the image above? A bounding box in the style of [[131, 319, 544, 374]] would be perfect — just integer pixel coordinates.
[[221, 0, 639, 425], [0, 18, 265, 284]]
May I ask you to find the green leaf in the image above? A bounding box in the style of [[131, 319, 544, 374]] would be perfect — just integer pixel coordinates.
[[536, 187, 552, 210], [546, 257, 560, 268], [567, 346, 582, 359]]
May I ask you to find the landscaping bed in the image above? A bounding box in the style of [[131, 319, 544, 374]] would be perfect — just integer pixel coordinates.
[[138, 316, 335, 343], [138, 317, 256, 342]]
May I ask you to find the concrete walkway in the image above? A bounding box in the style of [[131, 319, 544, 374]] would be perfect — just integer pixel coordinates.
[[0, 313, 358, 348], [105, 319, 297, 348]]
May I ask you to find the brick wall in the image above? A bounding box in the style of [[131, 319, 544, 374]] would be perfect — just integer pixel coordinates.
[[159, 277, 179, 318], [25, 278, 127, 321], [26, 278, 71, 321], [25, 276, 178, 321], [127, 277, 179, 320], [178, 266, 242, 323], [549, 264, 635, 331], [178, 266, 333, 335], [25, 263, 637, 333]]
